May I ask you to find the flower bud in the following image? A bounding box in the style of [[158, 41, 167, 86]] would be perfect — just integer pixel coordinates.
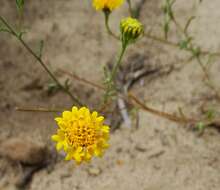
[[120, 17, 144, 45]]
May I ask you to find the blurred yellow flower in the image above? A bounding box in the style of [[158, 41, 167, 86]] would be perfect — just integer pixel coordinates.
[[93, 0, 124, 11], [120, 17, 144, 42], [52, 107, 110, 164]]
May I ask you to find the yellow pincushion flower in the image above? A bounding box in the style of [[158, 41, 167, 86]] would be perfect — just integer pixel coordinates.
[[52, 107, 110, 164], [93, 0, 124, 11]]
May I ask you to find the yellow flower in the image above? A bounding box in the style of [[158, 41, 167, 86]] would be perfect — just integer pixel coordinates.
[[52, 107, 110, 164], [120, 17, 144, 44], [93, 0, 124, 11]]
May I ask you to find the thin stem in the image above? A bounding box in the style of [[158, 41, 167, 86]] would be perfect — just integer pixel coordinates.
[[104, 10, 120, 40], [196, 56, 210, 81], [111, 44, 127, 80], [126, 0, 133, 17], [103, 43, 127, 103], [16, 107, 63, 112], [172, 16, 185, 36], [18, 9, 23, 32], [129, 92, 220, 129], [129, 92, 197, 124], [59, 69, 105, 90], [0, 16, 82, 106], [196, 56, 220, 100], [144, 32, 220, 57], [144, 32, 179, 47]]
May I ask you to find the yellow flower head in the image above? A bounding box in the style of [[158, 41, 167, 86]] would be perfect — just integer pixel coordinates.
[[52, 107, 110, 164], [93, 0, 124, 11], [120, 17, 144, 44]]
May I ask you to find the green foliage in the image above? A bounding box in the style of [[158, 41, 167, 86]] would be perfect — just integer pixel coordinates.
[[16, 0, 24, 12], [191, 46, 201, 58], [0, 20, 10, 33], [195, 122, 206, 132], [17, 30, 27, 39], [184, 16, 195, 34], [103, 66, 116, 102], [179, 37, 192, 50], [47, 83, 60, 95], [205, 109, 216, 121], [47, 79, 70, 96], [162, 0, 176, 38]]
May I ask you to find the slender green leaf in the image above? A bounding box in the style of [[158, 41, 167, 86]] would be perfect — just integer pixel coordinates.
[[16, 0, 24, 12]]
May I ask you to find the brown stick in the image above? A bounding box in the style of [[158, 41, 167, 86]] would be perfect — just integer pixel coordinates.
[[128, 92, 197, 124], [58, 69, 105, 90], [15, 107, 63, 112]]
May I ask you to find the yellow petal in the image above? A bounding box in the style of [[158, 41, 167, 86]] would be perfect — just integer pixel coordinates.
[[102, 125, 110, 133], [63, 141, 69, 151], [84, 150, 92, 162], [103, 143, 109, 149], [92, 111, 98, 119], [56, 142, 63, 151], [96, 116, 104, 123], [97, 138, 106, 148], [72, 106, 78, 113], [55, 117, 62, 123], [57, 130, 65, 140], [74, 152, 83, 163], [51, 135, 60, 142], [94, 147, 103, 157], [65, 153, 72, 161], [79, 107, 87, 115], [62, 111, 72, 119]]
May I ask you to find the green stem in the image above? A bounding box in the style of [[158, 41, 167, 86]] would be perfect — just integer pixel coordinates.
[[103, 44, 127, 103], [111, 44, 127, 81], [104, 10, 120, 40], [18, 9, 23, 32], [0, 16, 83, 106]]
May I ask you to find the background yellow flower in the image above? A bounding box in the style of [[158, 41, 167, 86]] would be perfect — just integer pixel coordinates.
[[93, 0, 124, 11]]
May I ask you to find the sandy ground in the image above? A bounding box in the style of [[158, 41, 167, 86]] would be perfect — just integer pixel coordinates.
[[0, 0, 220, 190]]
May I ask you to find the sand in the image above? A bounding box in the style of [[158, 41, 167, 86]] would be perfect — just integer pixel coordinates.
[[0, 0, 220, 189]]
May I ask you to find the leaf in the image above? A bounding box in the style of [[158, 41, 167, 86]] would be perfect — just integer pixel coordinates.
[[64, 79, 70, 90], [179, 40, 188, 50], [16, 0, 24, 12], [179, 37, 192, 50], [195, 122, 206, 132], [206, 109, 216, 120], [17, 30, 27, 39], [0, 27, 10, 33], [184, 16, 196, 34], [191, 46, 201, 57], [0, 22, 10, 34], [162, 0, 175, 39], [163, 20, 170, 39], [47, 83, 60, 95]]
